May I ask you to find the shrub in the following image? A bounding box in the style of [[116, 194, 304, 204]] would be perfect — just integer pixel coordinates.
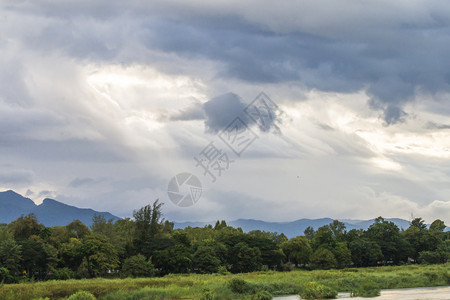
[[218, 265, 231, 275], [228, 278, 253, 294], [351, 279, 380, 297], [0, 267, 13, 283], [101, 287, 168, 300], [443, 271, 450, 284], [299, 281, 337, 299], [419, 251, 442, 264], [67, 291, 96, 300], [50, 267, 74, 280], [250, 290, 273, 300]]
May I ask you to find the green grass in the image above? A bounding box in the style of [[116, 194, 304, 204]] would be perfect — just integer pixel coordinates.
[[350, 279, 380, 297], [0, 263, 448, 299]]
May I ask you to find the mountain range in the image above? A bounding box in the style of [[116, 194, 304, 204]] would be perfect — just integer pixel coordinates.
[[0, 190, 119, 227], [173, 218, 418, 238], [1, 190, 447, 236]]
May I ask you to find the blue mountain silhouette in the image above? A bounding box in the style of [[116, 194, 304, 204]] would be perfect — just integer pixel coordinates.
[[0, 190, 119, 226]]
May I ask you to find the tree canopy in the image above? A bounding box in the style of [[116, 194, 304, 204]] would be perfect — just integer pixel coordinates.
[[0, 203, 448, 283]]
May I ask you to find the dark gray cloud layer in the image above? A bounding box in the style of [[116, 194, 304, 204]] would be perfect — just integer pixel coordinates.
[[142, 12, 450, 123], [5, 1, 450, 123], [202, 93, 281, 133], [203, 93, 251, 133]]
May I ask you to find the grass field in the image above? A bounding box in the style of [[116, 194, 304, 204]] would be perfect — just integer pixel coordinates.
[[0, 264, 448, 299]]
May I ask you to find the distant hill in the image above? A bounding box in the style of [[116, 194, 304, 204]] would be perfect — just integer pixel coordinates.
[[2, 190, 447, 235], [174, 217, 448, 238], [0, 190, 119, 226]]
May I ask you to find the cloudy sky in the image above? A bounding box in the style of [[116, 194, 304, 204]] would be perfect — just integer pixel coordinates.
[[1, 0, 450, 224]]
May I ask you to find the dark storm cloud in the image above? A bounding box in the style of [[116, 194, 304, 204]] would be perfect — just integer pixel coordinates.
[[153, 19, 450, 122], [202, 93, 282, 133], [369, 99, 409, 125], [139, 9, 450, 124], [5, 1, 450, 124], [203, 93, 250, 133]]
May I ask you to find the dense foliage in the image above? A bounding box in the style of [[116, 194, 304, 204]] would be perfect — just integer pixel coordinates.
[[0, 201, 448, 283]]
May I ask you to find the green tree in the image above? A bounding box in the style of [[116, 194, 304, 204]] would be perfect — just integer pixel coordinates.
[[329, 220, 347, 241], [19, 237, 47, 278], [246, 231, 285, 269], [193, 243, 221, 273], [91, 214, 114, 239], [419, 240, 450, 264], [9, 214, 44, 240], [0, 225, 13, 242], [304, 226, 315, 240], [429, 219, 446, 232], [312, 248, 337, 269], [282, 236, 312, 267], [0, 238, 22, 276], [79, 234, 119, 277], [410, 217, 427, 230], [121, 254, 154, 277], [60, 238, 84, 271], [229, 242, 262, 273], [347, 230, 383, 267], [366, 217, 409, 264], [111, 218, 136, 260], [152, 244, 192, 275], [133, 200, 164, 256], [214, 220, 228, 230], [404, 218, 441, 262], [67, 220, 90, 239], [312, 226, 335, 251], [332, 242, 352, 268]]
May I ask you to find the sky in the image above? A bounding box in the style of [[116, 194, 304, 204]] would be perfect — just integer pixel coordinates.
[[1, 0, 450, 224]]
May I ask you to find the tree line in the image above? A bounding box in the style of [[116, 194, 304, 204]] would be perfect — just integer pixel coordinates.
[[0, 200, 448, 283]]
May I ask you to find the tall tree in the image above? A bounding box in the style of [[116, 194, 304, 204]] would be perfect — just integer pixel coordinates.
[[329, 220, 347, 241], [133, 200, 164, 256], [91, 214, 114, 239]]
